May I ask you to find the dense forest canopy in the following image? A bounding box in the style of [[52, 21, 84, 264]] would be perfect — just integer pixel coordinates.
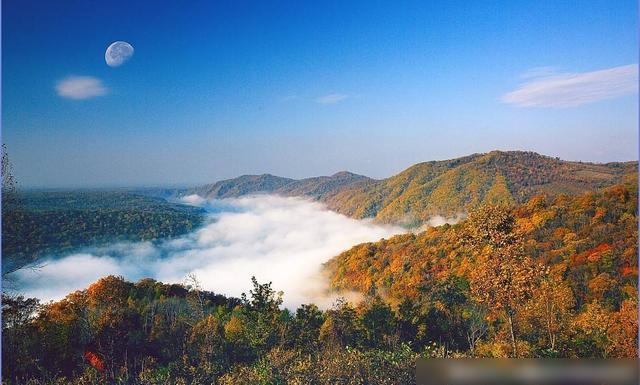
[[1, 191, 205, 276], [325, 179, 638, 358]]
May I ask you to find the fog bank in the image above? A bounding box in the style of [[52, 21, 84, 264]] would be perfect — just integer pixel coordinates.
[[13, 195, 404, 309]]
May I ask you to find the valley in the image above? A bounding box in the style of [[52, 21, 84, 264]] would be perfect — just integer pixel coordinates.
[[3, 150, 638, 383]]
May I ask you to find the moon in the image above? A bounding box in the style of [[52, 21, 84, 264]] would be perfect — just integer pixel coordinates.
[[105, 41, 134, 67]]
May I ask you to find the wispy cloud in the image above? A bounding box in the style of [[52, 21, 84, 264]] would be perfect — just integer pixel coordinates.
[[316, 93, 349, 104], [55, 76, 108, 100], [501, 64, 638, 108]]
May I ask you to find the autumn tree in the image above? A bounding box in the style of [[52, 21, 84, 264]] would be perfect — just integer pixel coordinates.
[[34, 291, 92, 378], [463, 205, 542, 358], [184, 273, 206, 321], [573, 301, 612, 357], [147, 297, 192, 363], [86, 276, 142, 379], [527, 267, 575, 354], [607, 298, 638, 357]]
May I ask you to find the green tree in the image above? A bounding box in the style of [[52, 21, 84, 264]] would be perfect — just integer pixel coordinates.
[[360, 297, 397, 349], [292, 303, 325, 352], [239, 277, 285, 360], [1, 295, 40, 382], [319, 298, 363, 349]]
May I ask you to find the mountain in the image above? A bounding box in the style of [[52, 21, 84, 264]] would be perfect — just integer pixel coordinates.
[[191, 174, 296, 199], [193, 151, 637, 224], [323, 179, 638, 305], [192, 171, 372, 200]]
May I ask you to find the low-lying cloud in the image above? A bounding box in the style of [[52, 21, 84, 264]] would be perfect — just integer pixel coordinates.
[[413, 214, 466, 233], [425, 214, 465, 227], [501, 64, 638, 108], [56, 76, 108, 100], [13, 195, 403, 309]]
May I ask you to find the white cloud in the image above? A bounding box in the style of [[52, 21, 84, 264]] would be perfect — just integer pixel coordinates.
[[16, 254, 124, 301], [316, 93, 349, 104], [13, 195, 403, 309], [425, 214, 465, 227], [412, 214, 466, 233], [181, 194, 207, 206], [502, 64, 638, 108], [55, 76, 108, 100]]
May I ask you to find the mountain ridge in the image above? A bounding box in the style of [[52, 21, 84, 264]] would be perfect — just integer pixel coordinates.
[[191, 150, 637, 224]]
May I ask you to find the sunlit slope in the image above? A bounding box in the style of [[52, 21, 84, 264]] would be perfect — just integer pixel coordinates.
[[324, 179, 639, 305], [343, 151, 636, 223], [194, 151, 637, 224]]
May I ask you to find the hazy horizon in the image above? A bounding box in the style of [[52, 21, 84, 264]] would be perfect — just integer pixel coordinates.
[[14, 148, 640, 190]]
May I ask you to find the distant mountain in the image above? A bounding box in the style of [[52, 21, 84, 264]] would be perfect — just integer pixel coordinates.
[[192, 171, 372, 200], [191, 174, 296, 199], [193, 151, 637, 224]]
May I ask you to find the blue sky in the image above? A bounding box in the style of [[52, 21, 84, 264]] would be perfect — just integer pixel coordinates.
[[3, 0, 638, 188]]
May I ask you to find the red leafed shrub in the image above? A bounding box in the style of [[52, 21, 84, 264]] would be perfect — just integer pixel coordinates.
[[84, 351, 105, 372]]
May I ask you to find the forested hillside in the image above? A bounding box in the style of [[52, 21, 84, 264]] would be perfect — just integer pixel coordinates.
[[1, 191, 205, 275], [325, 179, 638, 357], [193, 151, 636, 224]]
